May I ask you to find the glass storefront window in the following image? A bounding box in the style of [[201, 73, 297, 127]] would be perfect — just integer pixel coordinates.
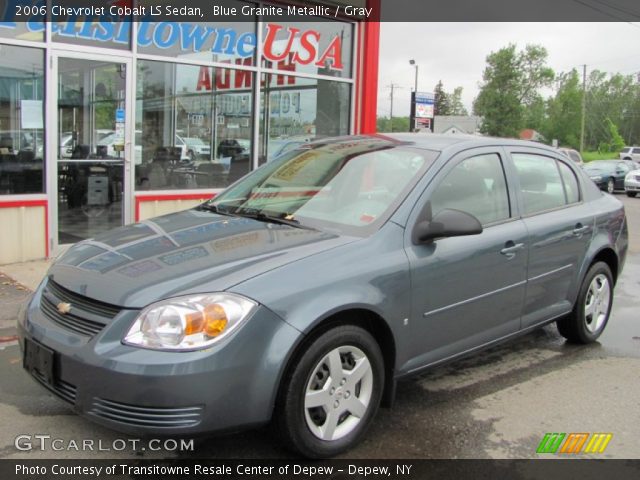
[[0, 44, 44, 195], [259, 74, 351, 163], [136, 60, 253, 190], [261, 20, 353, 79]]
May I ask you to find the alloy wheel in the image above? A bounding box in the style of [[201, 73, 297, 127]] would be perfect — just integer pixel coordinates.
[[304, 346, 373, 441], [584, 273, 611, 333]]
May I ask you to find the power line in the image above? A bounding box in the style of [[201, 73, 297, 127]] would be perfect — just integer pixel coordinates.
[[570, 0, 638, 23], [587, 0, 640, 19]]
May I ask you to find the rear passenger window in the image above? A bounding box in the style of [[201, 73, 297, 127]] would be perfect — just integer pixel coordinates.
[[430, 153, 510, 226], [557, 161, 580, 204], [512, 154, 566, 215]]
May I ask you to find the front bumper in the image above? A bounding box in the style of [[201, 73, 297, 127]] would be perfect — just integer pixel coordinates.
[[17, 283, 302, 436], [624, 178, 640, 192]]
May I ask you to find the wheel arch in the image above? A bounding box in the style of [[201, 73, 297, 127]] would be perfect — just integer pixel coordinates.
[[274, 307, 398, 416], [590, 247, 619, 285]]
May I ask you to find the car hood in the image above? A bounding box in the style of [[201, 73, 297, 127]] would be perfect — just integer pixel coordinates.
[[48, 209, 352, 308]]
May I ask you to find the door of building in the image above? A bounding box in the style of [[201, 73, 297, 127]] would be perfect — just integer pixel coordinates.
[[50, 52, 133, 248]]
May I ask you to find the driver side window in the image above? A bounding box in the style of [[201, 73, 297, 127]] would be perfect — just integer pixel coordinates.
[[430, 153, 511, 226]]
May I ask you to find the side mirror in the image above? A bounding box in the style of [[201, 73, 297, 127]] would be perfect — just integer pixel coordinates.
[[412, 208, 483, 244]]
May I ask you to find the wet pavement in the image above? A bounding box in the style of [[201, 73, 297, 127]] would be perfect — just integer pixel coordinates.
[[0, 196, 638, 460]]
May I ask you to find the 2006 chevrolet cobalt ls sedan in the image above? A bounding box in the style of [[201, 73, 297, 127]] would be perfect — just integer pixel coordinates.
[[18, 134, 628, 457]]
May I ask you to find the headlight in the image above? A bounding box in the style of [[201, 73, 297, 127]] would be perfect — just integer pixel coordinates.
[[591, 175, 602, 182], [123, 293, 257, 351]]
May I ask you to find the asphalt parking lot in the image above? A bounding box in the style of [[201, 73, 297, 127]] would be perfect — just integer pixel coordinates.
[[0, 195, 638, 460]]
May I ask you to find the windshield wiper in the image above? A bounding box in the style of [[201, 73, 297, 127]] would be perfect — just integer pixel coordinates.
[[234, 210, 314, 230], [196, 203, 235, 217]]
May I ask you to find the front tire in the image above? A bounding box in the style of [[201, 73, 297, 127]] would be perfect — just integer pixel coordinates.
[[606, 177, 615, 194], [627, 191, 637, 197], [276, 325, 384, 458], [557, 262, 613, 343]]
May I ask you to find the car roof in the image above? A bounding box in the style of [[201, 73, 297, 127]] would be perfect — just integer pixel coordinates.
[[336, 133, 560, 154]]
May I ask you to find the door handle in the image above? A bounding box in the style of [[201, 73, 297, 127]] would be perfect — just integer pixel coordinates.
[[500, 242, 525, 259], [573, 224, 590, 236]]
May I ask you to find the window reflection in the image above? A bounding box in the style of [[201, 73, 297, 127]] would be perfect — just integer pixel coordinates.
[[259, 74, 350, 164], [0, 45, 44, 195], [136, 60, 253, 190]]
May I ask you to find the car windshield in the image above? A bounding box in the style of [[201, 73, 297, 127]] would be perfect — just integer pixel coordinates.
[[209, 138, 438, 236]]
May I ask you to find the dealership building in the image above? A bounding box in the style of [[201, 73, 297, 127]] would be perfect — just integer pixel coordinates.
[[0, 1, 379, 264]]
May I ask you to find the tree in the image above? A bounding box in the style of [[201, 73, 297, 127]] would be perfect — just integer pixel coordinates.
[[434, 81, 468, 116], [522, 95, 547, 134], [598, 118, 626, 153], [449, 87, 469, 116], [377, 116, 410, 133], [473, 44, 554, 138], [585, 70, 639, 150], [543, 70, 582, 148], [434, 80, 450, 116]]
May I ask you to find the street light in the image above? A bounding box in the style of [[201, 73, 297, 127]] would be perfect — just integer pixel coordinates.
[[409, 59, 418, 131], [409, 59, 418, 94]]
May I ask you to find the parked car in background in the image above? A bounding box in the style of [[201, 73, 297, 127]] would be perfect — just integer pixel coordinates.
[[583, 159, 639, 193], [0, 130, 44, 158], [558, 147, 584, 166], [18, 135, 628, 458], [620, 146, 640, 161], [624, 167, 640, 197], [217, 138, 249, 158], [178, 136, 211, 161], [98, 131, 143, 163]]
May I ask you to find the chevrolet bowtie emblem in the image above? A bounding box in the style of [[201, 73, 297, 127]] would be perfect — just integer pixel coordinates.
[[57, 302, 72, 315]]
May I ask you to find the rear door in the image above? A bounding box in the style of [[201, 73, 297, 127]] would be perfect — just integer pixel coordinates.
[[404, 148, 528, 370], [506, 149, 593, 328]]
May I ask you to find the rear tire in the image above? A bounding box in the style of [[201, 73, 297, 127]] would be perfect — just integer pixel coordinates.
[[275, 325, 384, 458], [557, 262, 613, 344], [627, 191, 637, 197]]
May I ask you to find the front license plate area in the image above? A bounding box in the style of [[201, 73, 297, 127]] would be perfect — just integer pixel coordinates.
[[23, 338, 55, 386]]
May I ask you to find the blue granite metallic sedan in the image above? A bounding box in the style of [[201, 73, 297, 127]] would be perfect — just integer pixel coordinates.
[[18, 134, 628, 457]]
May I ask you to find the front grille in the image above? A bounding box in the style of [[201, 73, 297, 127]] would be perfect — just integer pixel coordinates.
[[89, 398, 203, 428], [46, 280, 121, 318], [41, 295, 107, 336], [31, 370, 77, 405], [40, 279, 122, 337]]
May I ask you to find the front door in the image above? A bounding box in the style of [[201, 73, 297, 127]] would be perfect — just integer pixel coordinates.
[[51, 53, 132, 246], [403, 149, 528, 371]]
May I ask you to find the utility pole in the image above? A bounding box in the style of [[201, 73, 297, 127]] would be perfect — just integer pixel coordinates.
[[580, 64, 587, 153], [387, 83, 401, 132]]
